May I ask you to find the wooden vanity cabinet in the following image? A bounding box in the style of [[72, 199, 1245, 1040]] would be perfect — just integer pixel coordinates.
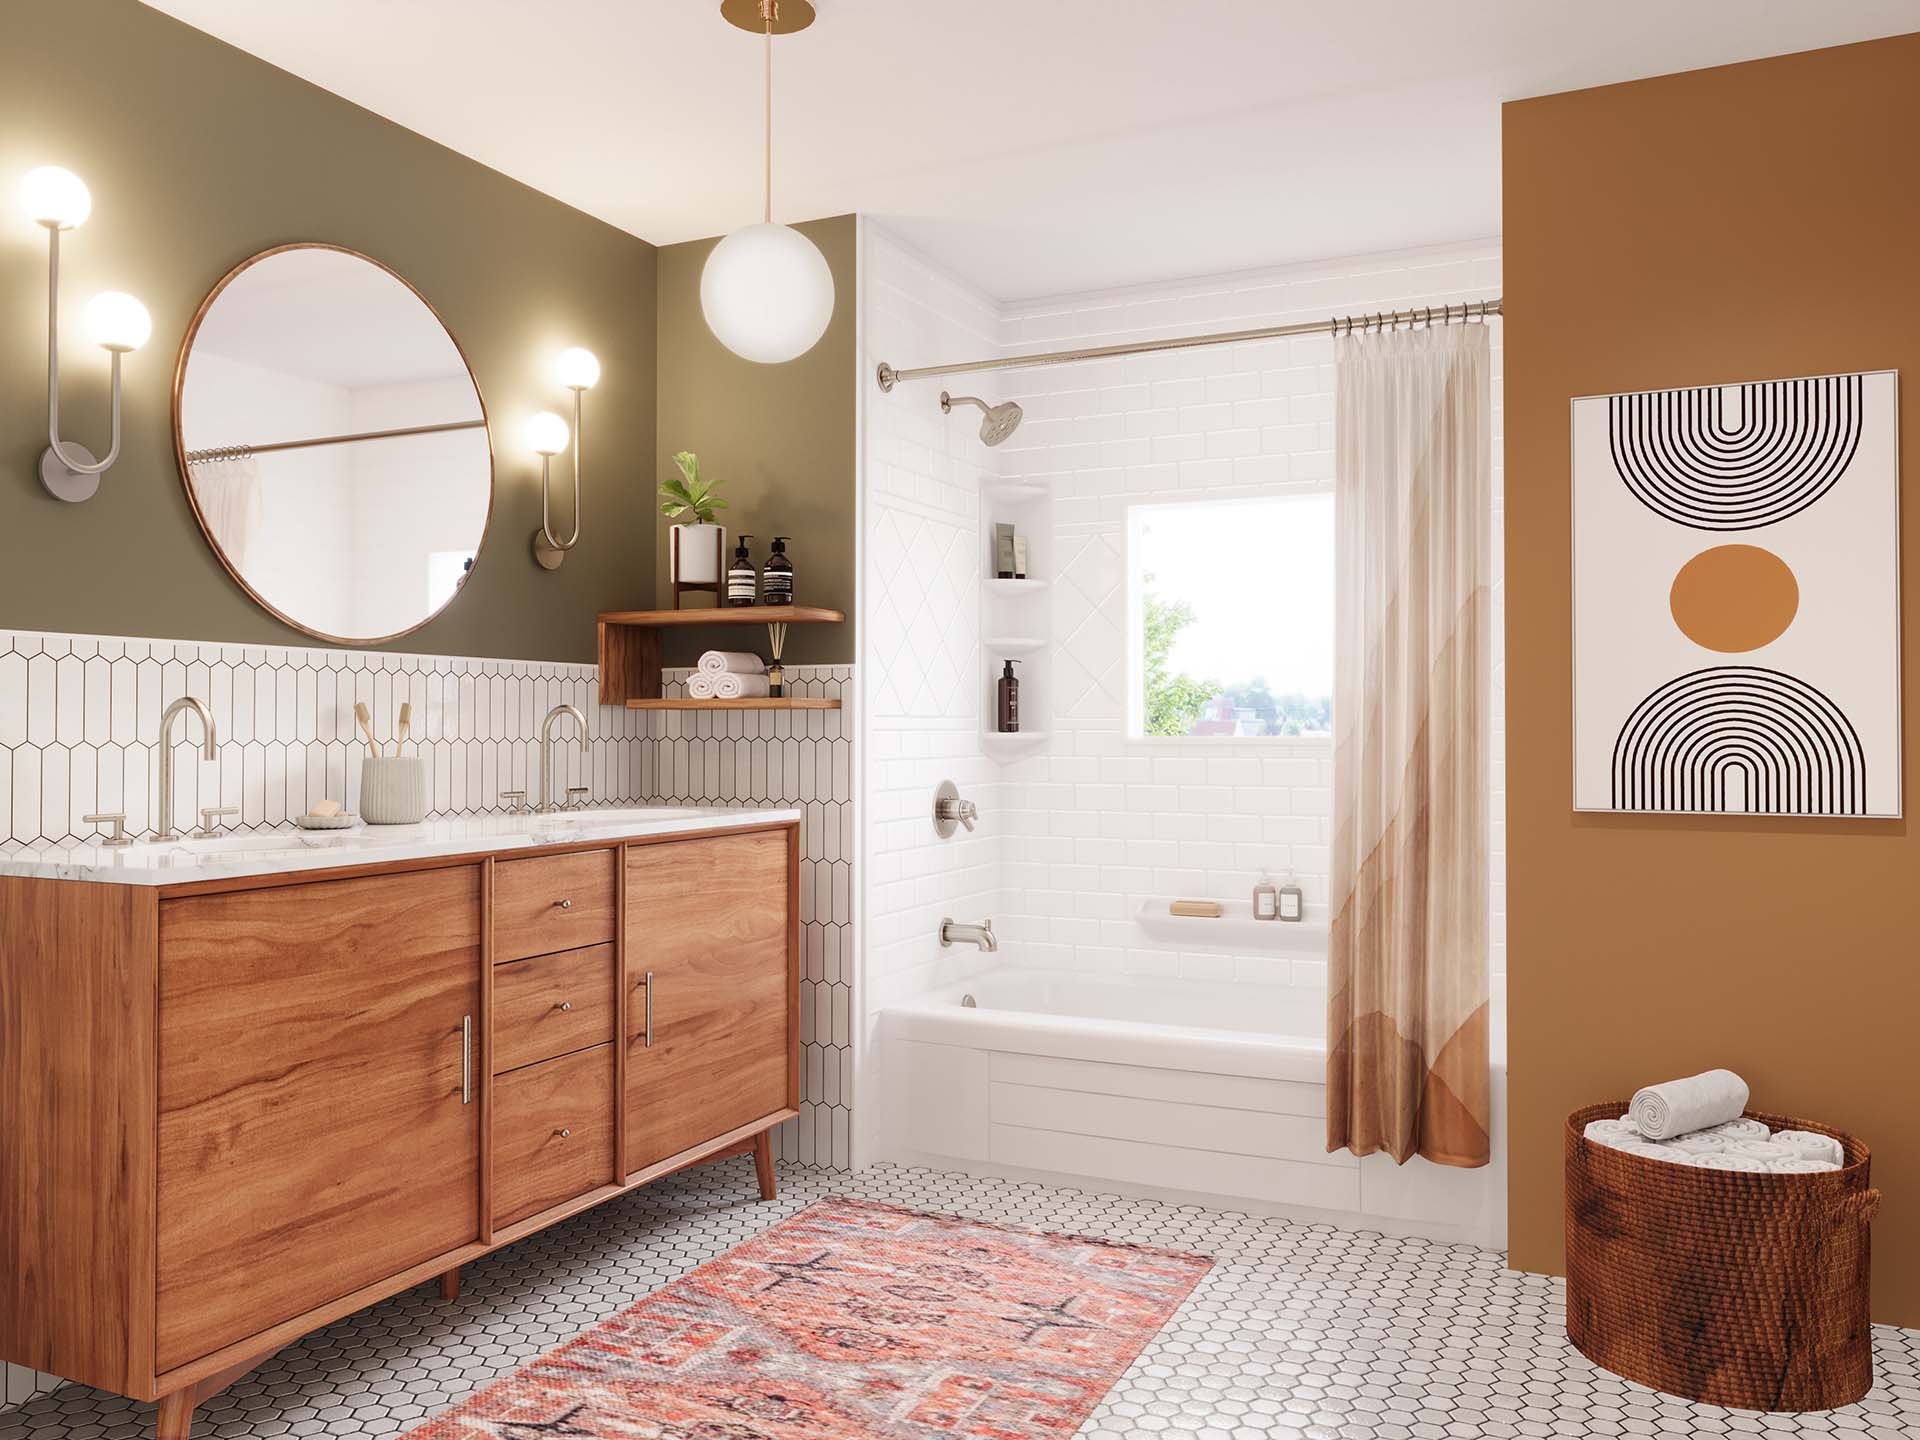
[[0, 819, 799, 1440]]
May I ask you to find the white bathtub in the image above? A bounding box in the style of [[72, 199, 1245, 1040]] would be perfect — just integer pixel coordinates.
[[878, 966, 1508, 1249]]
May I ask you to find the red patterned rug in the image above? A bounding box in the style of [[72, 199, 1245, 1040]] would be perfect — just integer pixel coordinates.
[[403, 1196, 1213, 1439]]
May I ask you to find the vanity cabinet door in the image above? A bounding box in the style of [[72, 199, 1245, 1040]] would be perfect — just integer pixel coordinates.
[[624, 829, 795, 1174], [154, 866, 482, 1373]]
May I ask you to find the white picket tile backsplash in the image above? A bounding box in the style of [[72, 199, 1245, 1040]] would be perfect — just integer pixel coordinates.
[[0, 629, 650, 849]]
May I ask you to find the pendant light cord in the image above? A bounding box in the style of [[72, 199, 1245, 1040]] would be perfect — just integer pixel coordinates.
[[763, 4, 774, 223]]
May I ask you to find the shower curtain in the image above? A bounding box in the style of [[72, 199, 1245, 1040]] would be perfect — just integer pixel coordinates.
[[1326, 322, 1491, 1169], [191, 455, 263, 571]]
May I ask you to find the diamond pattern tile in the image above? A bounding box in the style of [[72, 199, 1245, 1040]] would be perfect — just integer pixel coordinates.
[[3, 1162, 1915, 1437]]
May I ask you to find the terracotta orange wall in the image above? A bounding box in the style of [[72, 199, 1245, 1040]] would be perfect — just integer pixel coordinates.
[[1504, 32, 1920, 1323]]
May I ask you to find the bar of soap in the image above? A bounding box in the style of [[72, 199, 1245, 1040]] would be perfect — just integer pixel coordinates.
[[1169, 899, 1223, 918], [307, 798, 345, 818]]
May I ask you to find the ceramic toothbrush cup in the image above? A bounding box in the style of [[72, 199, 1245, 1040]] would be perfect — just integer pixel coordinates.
[[359, 756, 428, 825]]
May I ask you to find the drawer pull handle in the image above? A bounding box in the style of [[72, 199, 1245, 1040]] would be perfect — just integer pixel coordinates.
[[555, 898, 573, 910], [460, 1015, 472, 1106], [555, 1000, 574, 1013], [555, 1127, 572, 1139], [644, 970, 654, 1048]]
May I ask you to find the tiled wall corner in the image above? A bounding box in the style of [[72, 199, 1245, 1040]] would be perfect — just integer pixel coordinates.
[[862, 224, 1009, 1038], [643, 665, 855, 1170], [0, 629, 651, 849]]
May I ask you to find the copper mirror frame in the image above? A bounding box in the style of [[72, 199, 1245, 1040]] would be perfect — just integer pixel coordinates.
[[171, 243, 496, 647]]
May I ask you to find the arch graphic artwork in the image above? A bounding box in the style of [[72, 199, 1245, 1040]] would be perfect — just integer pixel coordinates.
[[1608, 373, 1864, 530], [1610, 666, 1866, 815]]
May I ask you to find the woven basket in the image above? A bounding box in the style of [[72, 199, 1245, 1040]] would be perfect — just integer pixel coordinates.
[[1565, 1102, 1878, 1411]]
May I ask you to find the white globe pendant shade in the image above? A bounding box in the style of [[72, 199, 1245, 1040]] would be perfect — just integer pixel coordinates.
[[700, 222, 834, 365], [83, 291, 151, 352]]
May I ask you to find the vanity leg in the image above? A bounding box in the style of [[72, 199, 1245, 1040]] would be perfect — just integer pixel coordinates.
[[157, 1390, 195, 1440], [438, 1266, 462, 1303], [753, 1130, 776, 1200]]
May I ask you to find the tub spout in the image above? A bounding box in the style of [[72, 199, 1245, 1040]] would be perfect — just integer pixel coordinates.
[[940, 917, 998, 952]]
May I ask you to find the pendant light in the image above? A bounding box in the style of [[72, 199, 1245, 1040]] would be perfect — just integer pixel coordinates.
[[701, 0, 834, 365]]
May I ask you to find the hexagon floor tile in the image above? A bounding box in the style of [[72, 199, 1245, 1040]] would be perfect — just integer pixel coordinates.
[[3, 1161, 1916, 1438]]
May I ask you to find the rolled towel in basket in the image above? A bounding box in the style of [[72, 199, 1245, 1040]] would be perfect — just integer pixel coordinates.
[[1771, 1130, 1845, 1167], [1724, 1138, 1798, 1163], [1667, 1131, 1732, 1155], [1629, 1069, 1750, 1140], [1691, 1150, 1772, 1173], [687, 672, 719, 700], [1707, 1117, 1772, 1141], [711, 671, 771, 700], [697, 650, 767, 676], [1583, 1118, 1641, 1144], [1766, 1154, 1842, 1174]]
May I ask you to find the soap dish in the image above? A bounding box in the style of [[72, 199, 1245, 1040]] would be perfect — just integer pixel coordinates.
[[294, 813, 357, 831]]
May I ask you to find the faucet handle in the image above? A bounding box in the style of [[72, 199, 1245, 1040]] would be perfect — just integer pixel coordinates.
[[566, 786, 591, 811], [192, 805, 240, 839], [82, 812, 131, 848], [500, 789, 532, 816]]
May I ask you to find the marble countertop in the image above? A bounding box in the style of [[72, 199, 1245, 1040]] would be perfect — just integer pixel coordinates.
[[0, 805, 801, 886]]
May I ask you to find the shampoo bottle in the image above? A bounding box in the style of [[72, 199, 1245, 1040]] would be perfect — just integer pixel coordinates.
[[763, 536, 794, 606], [1277, 872, 1304, 922], [1253, 871, 1278, 921], [726, 534, 758, 607], [996, 659, 1021, 733]]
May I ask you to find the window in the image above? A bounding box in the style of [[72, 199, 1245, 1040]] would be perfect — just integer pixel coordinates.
[[1127, 495, 1333, 739]]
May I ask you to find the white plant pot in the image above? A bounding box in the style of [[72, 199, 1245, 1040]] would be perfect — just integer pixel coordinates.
[[671, 523, 726, 585]]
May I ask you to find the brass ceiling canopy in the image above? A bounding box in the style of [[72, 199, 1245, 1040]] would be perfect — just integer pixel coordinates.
[[720, 0, 816, 35]]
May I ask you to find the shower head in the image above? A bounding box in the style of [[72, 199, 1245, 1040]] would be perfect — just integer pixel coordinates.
[[941, 390, 1023, 446]]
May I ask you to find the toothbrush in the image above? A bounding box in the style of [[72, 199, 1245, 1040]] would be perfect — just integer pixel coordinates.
[[394, 702, 412, 756], [353, 701, 380, 757]]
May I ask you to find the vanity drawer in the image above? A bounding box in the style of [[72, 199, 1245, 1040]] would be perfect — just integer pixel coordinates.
[[492, 1044, 614, 1228], [494, 849, 615, 962], [492, 943, 615, 1074]]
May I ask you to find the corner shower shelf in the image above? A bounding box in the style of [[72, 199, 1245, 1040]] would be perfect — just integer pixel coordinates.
[[984, 578, 1049, 597], [1133, 899, 1329, 952], [983, 636, 1047, 655], [984, 481, 1049, 505], [597, 605, 845, 707]]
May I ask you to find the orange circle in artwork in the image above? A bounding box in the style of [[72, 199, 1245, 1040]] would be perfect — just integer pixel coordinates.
[[1669, 544, 1800, 652]]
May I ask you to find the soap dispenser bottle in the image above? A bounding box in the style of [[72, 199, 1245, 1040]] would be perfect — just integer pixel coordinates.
[[1253, 871, 1279, 921], [996, 659, 1021, 733], [763, 536, 794, 606], [726, 535, 758, 607], [1277, 872, 1304, 923]]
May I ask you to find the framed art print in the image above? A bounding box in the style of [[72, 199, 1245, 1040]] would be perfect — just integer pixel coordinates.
[[1571, 370, 1901, 817]]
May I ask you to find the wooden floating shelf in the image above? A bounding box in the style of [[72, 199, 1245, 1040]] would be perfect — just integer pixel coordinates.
[[625, 697, 841, 711], [597, 605, 846, 707]]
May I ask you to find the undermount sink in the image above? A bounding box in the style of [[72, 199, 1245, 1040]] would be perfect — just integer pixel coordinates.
[[131, 830, 356, 858], [529, 805, 715, 828]]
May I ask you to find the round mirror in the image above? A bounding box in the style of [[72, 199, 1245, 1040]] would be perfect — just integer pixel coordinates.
[[174, 244, 493, 644]]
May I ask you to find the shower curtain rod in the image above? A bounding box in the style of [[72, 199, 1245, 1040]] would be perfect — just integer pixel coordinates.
[[874, 296, 1502, 391], [183, 418, 486, 464]]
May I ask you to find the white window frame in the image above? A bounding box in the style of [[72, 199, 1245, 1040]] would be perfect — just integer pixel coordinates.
[[1122, 486, 1335, 752]]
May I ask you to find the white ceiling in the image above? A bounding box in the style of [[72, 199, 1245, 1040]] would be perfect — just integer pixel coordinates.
[[142, 1, 1916, 301]]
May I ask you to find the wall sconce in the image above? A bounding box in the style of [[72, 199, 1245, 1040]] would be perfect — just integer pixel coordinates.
[[531, 346, 598, 570], [22, 166, 151, 503]]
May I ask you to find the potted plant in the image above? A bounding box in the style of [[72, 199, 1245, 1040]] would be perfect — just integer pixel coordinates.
[[660, 450, 729, 599]]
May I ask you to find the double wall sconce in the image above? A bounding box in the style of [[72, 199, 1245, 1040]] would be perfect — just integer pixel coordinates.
[[21, 166, 151, 503], [530, 345, 599, 570]]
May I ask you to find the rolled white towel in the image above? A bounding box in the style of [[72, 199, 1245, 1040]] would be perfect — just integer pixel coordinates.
[[697, 650, 767, 676], [1725, 1138, 1798, 1163], [687, 673, 719, 700], [1692, 1151, 1772, 1173], [1707, 1118, 1771, 1141], [1765, 1155, 1841, 1175], [1583, 1118, 1641, 1143], [711, 671, 771, 700], [1771, 1130, 1845, 1167], [1666, 1131, 1732, 1155], [1629, 1069, 1750, 1140]]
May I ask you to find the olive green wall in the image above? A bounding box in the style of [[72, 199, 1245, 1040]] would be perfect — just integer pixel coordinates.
[[655, 216, 857, 667], [0, 0, 657, 664]]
